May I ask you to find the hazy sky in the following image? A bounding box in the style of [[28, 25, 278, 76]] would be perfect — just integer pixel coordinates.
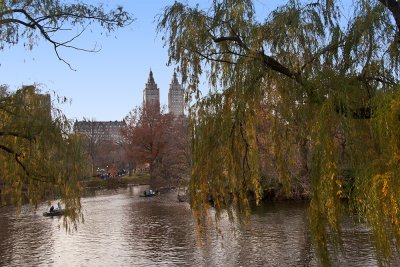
[[0, 0, 350, 121]]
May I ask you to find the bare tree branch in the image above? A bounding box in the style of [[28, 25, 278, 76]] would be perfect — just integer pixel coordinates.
[[0, 4, 134, 69]]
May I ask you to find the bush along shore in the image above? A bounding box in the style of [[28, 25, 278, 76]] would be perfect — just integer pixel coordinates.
[[80, 174, 150, 190]]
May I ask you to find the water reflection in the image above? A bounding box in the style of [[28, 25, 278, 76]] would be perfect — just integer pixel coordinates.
[[0, 186, 396, 266], [0, 205, 58, 266]]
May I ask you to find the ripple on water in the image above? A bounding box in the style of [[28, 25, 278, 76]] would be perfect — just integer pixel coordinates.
[[0, 188, 398, 266]]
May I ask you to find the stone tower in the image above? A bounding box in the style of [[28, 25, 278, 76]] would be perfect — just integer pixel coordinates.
[[143, 69, 160, 111], [168, 71, 184, 116]]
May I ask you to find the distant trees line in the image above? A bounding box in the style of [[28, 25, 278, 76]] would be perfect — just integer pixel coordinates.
[[75, 103, 190, 189]]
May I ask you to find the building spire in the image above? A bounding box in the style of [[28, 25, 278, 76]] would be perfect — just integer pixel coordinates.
[[172, 70, 178, 85], [148, 68, 155, 84], [168, 70, 185, 116]]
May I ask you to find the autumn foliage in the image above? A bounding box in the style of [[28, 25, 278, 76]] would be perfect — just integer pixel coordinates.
[[122, 103, 189, 187], [158, 0, 400, 264]]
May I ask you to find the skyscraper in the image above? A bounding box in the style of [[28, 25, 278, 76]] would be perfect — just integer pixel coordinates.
[[143, 69, 160, 111], [168, 71, 184, 116]]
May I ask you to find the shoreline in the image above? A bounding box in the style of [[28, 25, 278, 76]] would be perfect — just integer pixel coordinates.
[[80, 174, 150, 190]]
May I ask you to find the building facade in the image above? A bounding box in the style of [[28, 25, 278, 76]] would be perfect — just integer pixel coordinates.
[[143, 70, 160, 110], [73, 120, 126, 143], [168, 72, 185, 116]]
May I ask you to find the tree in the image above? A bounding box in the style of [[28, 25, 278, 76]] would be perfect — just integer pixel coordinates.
[[123, 104, 190, 187], [74, 118, 129, 177], [256, 102, 311, 200], [0, 0, 134, 68], [160, 116, 191, 188], [123, 104, 171, 179], [158, 0, 400, 265], [74, 118, 101, 176], [0, 85, 87, 229], [96, 140, 127, 176], [0, 0, 133, 227]]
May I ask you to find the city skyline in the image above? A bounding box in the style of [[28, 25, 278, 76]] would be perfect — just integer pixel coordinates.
[[0, 0, 277, 122], [0, 1, 191, 121]]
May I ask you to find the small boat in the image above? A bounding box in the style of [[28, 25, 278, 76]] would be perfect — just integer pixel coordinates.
[[177, 194, 188, 202], [43, 209, 64, 217], [139, 190, 159, 197]]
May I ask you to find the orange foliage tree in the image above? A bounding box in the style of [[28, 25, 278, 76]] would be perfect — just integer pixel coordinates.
[[122, 103, 190, 186]]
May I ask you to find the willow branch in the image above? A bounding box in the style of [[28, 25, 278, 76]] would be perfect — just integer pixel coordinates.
[[377, 0, 400, 42], [301, 42, 345, 71], [208, 31, 302, 83], [0, 131, 35, 141], [193, 49, 237, 64], [260, 52, 303, 84], [0, 144, 30, 177]]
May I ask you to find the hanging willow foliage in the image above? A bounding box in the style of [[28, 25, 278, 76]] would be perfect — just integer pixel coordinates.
[[0, 85, 87, 230], [158, 0, 400, 265], [189, 59, 264, 226]]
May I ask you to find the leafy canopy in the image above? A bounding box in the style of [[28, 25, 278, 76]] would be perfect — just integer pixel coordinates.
[[0, 85, 87, 230], [158, 0, 400, 265]]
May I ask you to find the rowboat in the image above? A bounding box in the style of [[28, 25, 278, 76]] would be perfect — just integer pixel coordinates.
[[140, 190, 159, 197], [177, 194, 188, 202], [43, 209, 64, 217]]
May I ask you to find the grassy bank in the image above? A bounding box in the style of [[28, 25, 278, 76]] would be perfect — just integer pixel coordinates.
[[80, 174, 150, 190]]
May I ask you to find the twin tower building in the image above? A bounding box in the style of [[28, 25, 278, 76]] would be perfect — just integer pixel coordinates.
[[144, 69, 185, 116], [73, 70, 185, 143]]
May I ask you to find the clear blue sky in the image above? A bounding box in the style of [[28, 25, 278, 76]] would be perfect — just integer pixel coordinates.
[[0, 0, 192, 121], [0, 0, 350, 121]]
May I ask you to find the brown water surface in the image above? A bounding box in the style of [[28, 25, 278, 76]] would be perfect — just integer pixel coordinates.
[[0, 185, 394, 266]]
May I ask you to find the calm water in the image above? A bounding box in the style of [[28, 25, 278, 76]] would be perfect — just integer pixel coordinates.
[[0, 186, 394, 266]]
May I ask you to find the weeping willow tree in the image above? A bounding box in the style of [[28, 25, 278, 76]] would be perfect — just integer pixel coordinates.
[[158, 0, 400, 265], [0, 85, 87, 230]]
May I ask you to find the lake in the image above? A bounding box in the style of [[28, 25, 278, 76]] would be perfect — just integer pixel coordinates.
[[0, 185, 395, 266]]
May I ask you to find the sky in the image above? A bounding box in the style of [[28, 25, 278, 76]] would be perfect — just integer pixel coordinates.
[[0, 0, 322, 122], [0, 0, 194, 121]]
